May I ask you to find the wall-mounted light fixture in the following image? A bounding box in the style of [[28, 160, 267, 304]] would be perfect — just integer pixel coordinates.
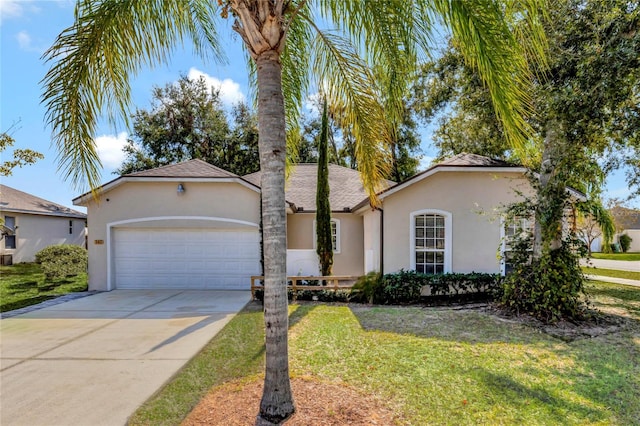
[[177, 183, 185, 194]]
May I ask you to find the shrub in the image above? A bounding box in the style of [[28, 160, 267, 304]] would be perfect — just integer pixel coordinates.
[[35, 244, 88, 279], [619, 234, 633, 253], [252, 288, 351, 303], [359, 270, 501, 305], [350, 272, 382, 303], [379, 269, 425, 304], [255, 271, 501, 306], [501, 246, 587, 323]]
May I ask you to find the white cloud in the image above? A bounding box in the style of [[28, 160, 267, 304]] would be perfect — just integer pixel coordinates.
[[187, 68, 245, 106], [0, 0, 40, 23], [15, 30, 31, 49], [95, 132, 129, 170]]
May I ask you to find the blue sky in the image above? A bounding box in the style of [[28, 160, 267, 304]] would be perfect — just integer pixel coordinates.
[[1, 0, 636, 212]]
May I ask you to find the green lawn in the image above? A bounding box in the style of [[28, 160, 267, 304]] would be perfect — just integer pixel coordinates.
[[582, 267, 640, 281], [0, 263, 88, 313], [590, 252, 640, 261], [130, 282, 640, 425]]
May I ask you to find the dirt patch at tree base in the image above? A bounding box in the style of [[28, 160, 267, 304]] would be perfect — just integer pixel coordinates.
[[486, 305, 631, 341], [182, 377, 399, 425]]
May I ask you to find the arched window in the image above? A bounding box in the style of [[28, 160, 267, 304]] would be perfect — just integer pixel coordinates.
[[410, 210, 452, 274]]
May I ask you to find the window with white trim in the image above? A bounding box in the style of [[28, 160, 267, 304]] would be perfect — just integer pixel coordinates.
[[501, 216, 533, 275], [313, 219, 340, 253], [411, 210, 452, 274], [4, 216, 16, 249]]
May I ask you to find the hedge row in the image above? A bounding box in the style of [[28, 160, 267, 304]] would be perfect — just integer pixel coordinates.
[[254, 270, 502, 305]]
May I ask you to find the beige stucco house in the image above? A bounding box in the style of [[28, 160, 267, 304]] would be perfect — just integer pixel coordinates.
[[610, 206, 640, 252], [74, 154, 541, 292], [0, 184, 87, 264]]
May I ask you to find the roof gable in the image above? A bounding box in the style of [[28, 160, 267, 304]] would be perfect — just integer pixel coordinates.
[[125, 159, 239, 178], [611, 206, 640, 230], [74, 159, 260, 205], [0, 184, 86, 218], [245, 164, 394, 211], [438, 153, 514, 167], [377, 153, 526, 200]]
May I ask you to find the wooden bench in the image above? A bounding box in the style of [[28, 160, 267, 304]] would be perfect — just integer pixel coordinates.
[[251, 275, 359, 300]]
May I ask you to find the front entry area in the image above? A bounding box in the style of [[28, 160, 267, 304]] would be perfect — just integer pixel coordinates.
[[113, 228, 260, 290]]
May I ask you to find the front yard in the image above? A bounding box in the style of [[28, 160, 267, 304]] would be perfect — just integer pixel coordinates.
[[130, 281, 640, 425], [0, 263, 88, 313]]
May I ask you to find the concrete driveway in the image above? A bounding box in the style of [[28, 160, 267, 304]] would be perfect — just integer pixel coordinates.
[[0, 290, 251, 426]]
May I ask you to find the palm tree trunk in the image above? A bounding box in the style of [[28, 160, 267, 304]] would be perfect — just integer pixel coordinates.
[[255, 50, 295, 425]]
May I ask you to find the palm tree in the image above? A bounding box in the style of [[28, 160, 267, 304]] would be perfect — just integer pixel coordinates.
[[42, 1, 546, 423]]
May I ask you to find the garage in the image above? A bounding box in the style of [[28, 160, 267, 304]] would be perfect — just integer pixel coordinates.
[[113, 228, 261, 290]]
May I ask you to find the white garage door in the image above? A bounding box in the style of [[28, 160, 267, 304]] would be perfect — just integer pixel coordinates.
[[113, 228, 260, 290]]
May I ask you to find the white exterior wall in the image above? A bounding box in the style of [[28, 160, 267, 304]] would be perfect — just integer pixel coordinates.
[[362, 208, 381, 273], [617, 230, 640, 253], [286, 212, 364, 276], [80, 181, 261, 291], [381, 171, 532, 274], [1, 213, 86, 263]]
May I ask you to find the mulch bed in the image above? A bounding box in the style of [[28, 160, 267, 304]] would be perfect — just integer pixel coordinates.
[[182, 377, 400, 425]]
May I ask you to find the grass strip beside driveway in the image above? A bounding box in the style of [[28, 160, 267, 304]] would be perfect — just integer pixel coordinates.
[[131, 282, 640, 425], [582, 267, 640, 281], [0, 263, 87, 313], [590, 253, 640, 261]]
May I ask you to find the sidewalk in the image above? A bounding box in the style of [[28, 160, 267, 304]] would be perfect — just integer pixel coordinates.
[[585, 274, 640, 288], [580, 258, 640, 272]]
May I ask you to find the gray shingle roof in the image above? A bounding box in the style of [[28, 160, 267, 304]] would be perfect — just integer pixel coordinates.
[[245, 164, 392, 211], [125, 159, 239, 178], [0, 184, 86, 218], [437, 153, 515, 167], [611, 206, 640, 230]]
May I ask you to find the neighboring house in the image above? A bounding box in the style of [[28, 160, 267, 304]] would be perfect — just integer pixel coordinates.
[[74, 154, 564, 292], [0, 184, 87, 264], [611, 206, 640, 252]]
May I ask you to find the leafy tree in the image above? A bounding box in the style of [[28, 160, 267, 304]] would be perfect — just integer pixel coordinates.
[[115, 75, 259, 176], [414, 0, 640, 196], [413, 0, 639, 321], [575, 216, 603, 255], [316, 99, 333, 277], [298, 98, 422, 181], [575, 201, 615, 255], [0, 126, 44, 177], [42, 1, 546, 422]]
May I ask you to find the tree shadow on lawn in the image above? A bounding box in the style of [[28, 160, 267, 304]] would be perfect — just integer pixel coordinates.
[[6, 280, 38, 293], [349, 287, 640, 424], [241, 301, 317, 364], [0, 295, 57, 313], [475, 369, 607, 424], [350, 304, 549, 345]]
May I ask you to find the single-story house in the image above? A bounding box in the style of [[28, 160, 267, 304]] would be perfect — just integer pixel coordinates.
[[611, 206, 640, 252], [0, 184, 87, 264], [74, 153, 547, 292]]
